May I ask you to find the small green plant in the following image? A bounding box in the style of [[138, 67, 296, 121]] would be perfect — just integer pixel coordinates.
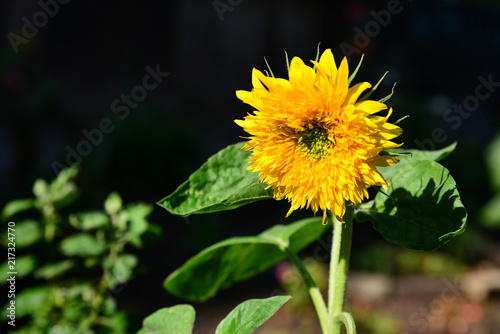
[[1, 167, 158, 333]]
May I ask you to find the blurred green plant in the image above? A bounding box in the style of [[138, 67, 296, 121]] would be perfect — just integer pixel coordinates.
[[1, 167, 159, 333], [353, 242, 466, 277], [480, 133, 500, 228]]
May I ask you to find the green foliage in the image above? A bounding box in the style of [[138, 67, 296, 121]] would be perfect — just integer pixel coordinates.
[[480, 193, 500, 228], [485, 133, 500, 191], [165, 217, 328, 302], [139, 297, 290, 334], [1, 198, 37, 221], [158, 142, 273, 216], [353, 242, 466, 276], [357, 160, 467, 251], [1, 167, 157, 333], [138, 305, 195, 334], [215, 296, 291, 334], [0, 255, 36, 280], [156, 140, 467, 333], [480, 134, 500, 228], [351, 310, 402, 334], [11, 220, 42, 248], [60, 233, 106, 257]]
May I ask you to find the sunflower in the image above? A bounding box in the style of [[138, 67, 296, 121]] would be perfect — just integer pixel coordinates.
[[235, 49, 402, 224]]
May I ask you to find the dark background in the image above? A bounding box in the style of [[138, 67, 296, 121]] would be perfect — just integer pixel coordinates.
[[1, 0, 500, 332]]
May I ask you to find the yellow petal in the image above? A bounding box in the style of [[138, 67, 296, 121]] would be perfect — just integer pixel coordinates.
[[343, 82, 372, 107], [354, 100, 388, 115], [318, 49, 337, 80], [334, 57, 349, 98], [289, 56, 315, 88]]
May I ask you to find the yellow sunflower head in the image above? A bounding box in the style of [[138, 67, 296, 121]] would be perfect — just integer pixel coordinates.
[[235, 49, 402, 224]]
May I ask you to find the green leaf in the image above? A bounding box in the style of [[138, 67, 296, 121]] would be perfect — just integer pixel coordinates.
[[107, 254, 137, 289], [125, 203, 153, 248], [1, 198, 37, 220], [69, 211, 110, 231], [11, 220, 42, 248], [485, 134, 500, 191], [6, 286, 51, 318], [102, 311, 129, 333], [378, 142, 457, 180], [36, 166, 79, 209], [0, 255, 36, 284], [60, 233, 106, 257], [34, 260, 74, 280], [216, 296, 291, 334], [165, 217, 328, 302], [356, 160, 467, 251], [105, 192, 123, 215], [138, 305, 195, 334], [479, 192, 500, 228], [157, 142, 273, 217]]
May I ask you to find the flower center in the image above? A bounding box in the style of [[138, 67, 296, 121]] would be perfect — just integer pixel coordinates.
[[297, 125, 333, 160]]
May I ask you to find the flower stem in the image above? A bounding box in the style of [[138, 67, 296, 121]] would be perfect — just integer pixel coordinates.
[[327, 205, 354, 334], [284, 246, 328, 333]]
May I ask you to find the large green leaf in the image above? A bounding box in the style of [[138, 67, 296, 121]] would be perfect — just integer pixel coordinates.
[[137, 305, 195, 334], [357, 160, 467, 251], [215, 296, 291, 334], [165, 217, 328, 302], [157, 142, 273, 216], [378, 142, 457, 180]]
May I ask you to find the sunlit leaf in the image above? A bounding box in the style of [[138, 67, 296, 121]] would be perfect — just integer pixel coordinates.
[[158, 142, 273, 216], [138, 305, 195, 334], [216, 296, 291, 334]]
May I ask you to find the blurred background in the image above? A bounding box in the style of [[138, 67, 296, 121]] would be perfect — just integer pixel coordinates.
[[1, 0, 500, 333]]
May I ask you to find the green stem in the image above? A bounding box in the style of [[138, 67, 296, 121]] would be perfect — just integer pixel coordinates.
[[42, 203, 58, 242], [327, 215, 342, 313], [327, 206, 354, 334], [285, 246, 328, 333]]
